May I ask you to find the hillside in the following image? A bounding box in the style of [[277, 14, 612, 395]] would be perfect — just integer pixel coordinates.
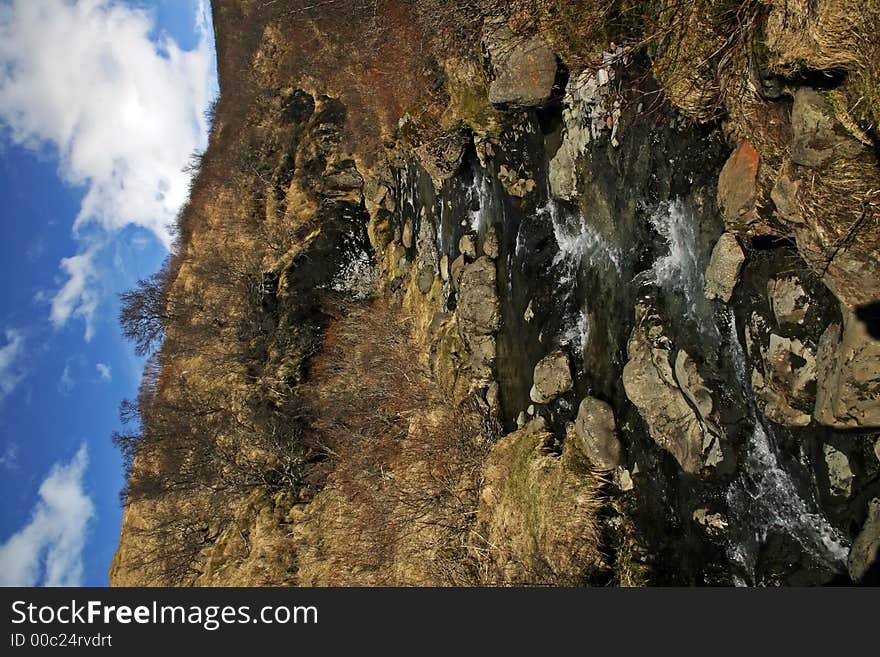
[[110, 0, 880, 586]]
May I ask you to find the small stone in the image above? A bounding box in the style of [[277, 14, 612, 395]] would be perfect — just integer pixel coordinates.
[[450, 254, 466, 290], [527, 404, 535, 416], [516, 411, 527, 428], [823, 443, 854, 498], [524, 300, 535, 322], [704, 233, 745, 303], [402, 220, 414, 248], [693, 508, 728, 534], [530, 351, 573, 404], [482, 226, 500, 259], [417, 267, 434, 294], [457, 257, 500, 335], [771, 162, 803, 224], [615, 467, 634, 491], [439, 254, 450, 282], [485, 381, 499, 411], [459, 234, 477, 260]]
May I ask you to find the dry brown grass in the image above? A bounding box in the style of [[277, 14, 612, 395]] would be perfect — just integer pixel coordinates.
[[297, 295, 496, 585]]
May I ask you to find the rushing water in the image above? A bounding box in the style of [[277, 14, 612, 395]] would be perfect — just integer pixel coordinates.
[[646, 199, 705, 322], [723, 310, 849, 583]]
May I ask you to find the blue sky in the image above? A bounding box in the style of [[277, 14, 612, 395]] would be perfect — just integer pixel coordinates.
[[0, 0, 217, 586]]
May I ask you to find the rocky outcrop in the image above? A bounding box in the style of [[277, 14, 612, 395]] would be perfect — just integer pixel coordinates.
[[771, 87, 880, 311], [572, 397, 623, 471], [530, 350, 573, 404], [750, 329, 817, 428], [704, 232, 745, 302], [457, 256, 500, 336], [814, 306, 880, 428], [791, 88, 864, 168], [622, 305, 715, 474], [768, 277, 810, 326], [485, 24, 558, 110], [848, 498, 880, 582], [549, 48, 626, 199]]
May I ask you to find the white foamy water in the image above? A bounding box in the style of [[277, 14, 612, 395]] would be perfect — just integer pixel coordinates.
[[539, 199, 621, 356], [559, 309, 590, 359], [647, 199, 703, 320], [543, 200, 621, 287], [723, 310, 849, 582], [467, 164, 495, 235], [331, 244, 377, 300]]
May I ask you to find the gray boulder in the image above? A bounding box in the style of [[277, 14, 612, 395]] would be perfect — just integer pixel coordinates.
[[530, 351, 573, 404], [573, 397, 623, 470]]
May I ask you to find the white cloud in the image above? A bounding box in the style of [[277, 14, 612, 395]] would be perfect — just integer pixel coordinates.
[[0, 442, 19, 470], [0, 329, 25, 402], [0, 0, 216, 337], [50, 249, 101, 341], [95, 362, 111, 381], [0, 444, 94, 586], [58, 364, 75, 394]]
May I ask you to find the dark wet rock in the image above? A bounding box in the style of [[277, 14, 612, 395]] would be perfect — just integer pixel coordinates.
[[573, 396, 623, 471], [693, 508, 728, 536], [529, 350, 573, 404], [450, 254, 466, 290]]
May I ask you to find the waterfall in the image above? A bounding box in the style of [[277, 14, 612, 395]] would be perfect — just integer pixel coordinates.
[[466, 163, 495, 235], [723, 310, 849, 583], [542, 199, 621, 357], [646, 199, 704, 321], [547, 201, 621, 277]]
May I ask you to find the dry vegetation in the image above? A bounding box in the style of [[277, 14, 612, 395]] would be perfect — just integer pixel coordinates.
[[288, 296, 496, 585]]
